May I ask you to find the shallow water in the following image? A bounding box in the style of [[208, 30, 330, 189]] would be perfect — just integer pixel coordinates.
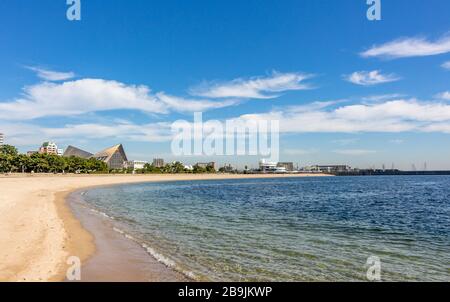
[[81, 176, 450, 281]]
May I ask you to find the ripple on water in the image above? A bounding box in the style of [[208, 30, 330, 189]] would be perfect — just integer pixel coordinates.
[[82, 176, 450, 281]]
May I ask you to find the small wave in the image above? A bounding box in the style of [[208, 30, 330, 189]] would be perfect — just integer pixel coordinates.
[[113, 227, 124, 234], [89, 208, 115, 220], [141, 243, 197, 279], [111, 226, 197, 280], [142, 243, 177, 268]]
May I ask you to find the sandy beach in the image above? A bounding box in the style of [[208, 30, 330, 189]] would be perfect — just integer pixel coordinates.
[[0, 173, 328, 282]]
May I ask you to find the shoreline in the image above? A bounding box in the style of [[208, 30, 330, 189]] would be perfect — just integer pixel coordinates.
[[66, 190, 191, 281], [0, 173, 330, 282]]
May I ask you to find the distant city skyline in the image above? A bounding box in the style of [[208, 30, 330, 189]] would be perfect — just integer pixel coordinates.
[[1, 1, 450, 170]]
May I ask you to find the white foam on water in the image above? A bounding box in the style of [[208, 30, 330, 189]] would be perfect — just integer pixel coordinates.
[[141, 243, 176, 268], [76, 190, 198, 281], [125, 234, 135, 240], [141, 243, 197, 280], [90, 208, 115, 220], [113, 227, 124, 234]]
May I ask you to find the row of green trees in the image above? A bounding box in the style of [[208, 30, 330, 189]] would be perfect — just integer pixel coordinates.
[[0, 144, 218, 174], [138, 162, 216, 174], [0, 145, 108, 173]]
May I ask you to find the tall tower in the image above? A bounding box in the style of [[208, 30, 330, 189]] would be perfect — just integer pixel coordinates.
[[0, 133, 4, 146]]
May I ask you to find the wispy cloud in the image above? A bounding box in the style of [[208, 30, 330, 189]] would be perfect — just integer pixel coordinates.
[[156, 92, 239, 112], [389, 139, 404, 144], [5, 97, 450, 147], [189, 71, 314, 99], [26, 66, 75, 81], [283, 149, 317, 155], [442, 61, 450, 70], [360, 34, 450, 59], [239, 98, 450, 134], [332, 138, 359, 146], [333, 149, 376, 156], [361, 94, 406, 103], [0, 120, 174, 146], [435, 91, 450, 100], [344, 70, 400, 86]]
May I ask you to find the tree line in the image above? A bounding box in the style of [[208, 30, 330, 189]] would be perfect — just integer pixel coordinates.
[[0, 145, 108, 173], [0, 144, 217, 174], [138, 162, 216, 174]]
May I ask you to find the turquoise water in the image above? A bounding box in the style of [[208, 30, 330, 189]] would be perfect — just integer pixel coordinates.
[[81, 176, 450, 281]]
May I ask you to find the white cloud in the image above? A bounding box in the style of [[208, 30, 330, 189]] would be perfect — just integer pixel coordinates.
[[345, 70, 400, 86], [238, 98, 450, 133], [422, 123, 450, 134], [156, 92, 239, 112], [435, 91, 450, 100], [442, 61, 450, 70], [361, 34, 450, 59], [0, 79, 241, 120], [44, 122, 173, 143], [5, 97, 450, 147], [26, 66, 75, 81], [0, 79, 167, 120], [0, 120, 174, 146], [333, 149, 376, 156], [189, 71, 314, 99]]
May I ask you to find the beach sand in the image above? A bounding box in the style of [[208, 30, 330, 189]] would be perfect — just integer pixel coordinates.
[[0, 173, 328, 282]]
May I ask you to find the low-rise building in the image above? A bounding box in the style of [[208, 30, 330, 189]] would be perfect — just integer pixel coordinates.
[[92, 144, 128, 170], [259, 160, 288, 173], [62, 144, 129, 170], [309, 165, 352, 173], [63, 145, 93, 159], [196, 162, 216, 170], [220, 164, 235, 173], [277, 162, 294, 172], [125, 160, 148, 171]]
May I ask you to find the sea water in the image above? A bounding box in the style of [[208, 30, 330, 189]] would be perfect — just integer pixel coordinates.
[[81, 176, 450, 281]]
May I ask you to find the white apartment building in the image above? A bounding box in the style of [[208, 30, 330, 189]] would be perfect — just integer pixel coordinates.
[[39, 142, 63, 156]]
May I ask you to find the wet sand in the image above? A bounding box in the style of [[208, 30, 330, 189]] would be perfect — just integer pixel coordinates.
[[68, 191, 189, 281]]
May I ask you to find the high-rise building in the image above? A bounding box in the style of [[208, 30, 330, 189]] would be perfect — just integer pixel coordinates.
[[153, 158, 165, 168], [39, 142, 62, 155], [0, 133, 4, 146]]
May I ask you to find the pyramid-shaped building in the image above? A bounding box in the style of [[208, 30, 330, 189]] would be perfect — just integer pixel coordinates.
[[63, 144, 128, 170], [91, 144, 128, 170]]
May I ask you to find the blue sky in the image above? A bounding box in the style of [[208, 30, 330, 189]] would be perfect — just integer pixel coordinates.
[[0, 0, 450, 169]]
